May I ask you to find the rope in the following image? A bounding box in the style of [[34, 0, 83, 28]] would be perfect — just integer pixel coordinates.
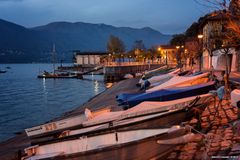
[[185, 124, 206, 137]]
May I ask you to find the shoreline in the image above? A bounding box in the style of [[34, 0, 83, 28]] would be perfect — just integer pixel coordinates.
[[0, 78, 140, 160]]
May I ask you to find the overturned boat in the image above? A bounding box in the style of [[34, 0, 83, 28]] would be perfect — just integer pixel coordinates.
[[117, 72, 209, 103], [118, 81, 215, 108], [146, 72, 209, 92], [23, 126, 188, 160], [137, 66, 168, 85], [25, 107, 111, 138], [31, 94, 213, 145], [140, 68, 180, 89]]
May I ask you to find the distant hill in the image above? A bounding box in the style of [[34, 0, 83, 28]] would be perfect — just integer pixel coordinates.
[[0, 19, 171, 63]]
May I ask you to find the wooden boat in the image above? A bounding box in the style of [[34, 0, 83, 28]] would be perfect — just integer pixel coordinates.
[[146, 72, 209, 92], [118, 81, 215, 107], [25, 107, 111, 138], [137, 66, 168, 85], [37, 71, 83, 79], [141, 68, 180, 88], [31, 94, 213, 145], [23, 126, 187, 160], [150, 71, 203, 88], [37, 44, 83, 79], [157, 133, 197, 145], [118, 72, 210, 104]]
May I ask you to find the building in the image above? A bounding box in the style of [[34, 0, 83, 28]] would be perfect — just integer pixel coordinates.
[[73, 51, 108, 65], [185, 37, 200, 65], [158, 45, 178, 64], [199, 11, 239, 71]]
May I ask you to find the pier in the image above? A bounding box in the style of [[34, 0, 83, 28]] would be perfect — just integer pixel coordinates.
[[57, 62, 165, 82]]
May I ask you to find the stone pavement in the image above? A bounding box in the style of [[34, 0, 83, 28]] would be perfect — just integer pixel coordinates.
[[166, 98, 240, 160]]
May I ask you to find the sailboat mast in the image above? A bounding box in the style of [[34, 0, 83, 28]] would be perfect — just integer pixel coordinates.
[[52, 44, 56, 75]]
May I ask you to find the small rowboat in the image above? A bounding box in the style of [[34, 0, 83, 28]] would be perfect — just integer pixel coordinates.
[[118, 81, 215, 108], [141, 68, 180, 88], [146, 72, 209, 92], [25, 107, 111, 138], [23, 126, 187, 160], [0, 69, 7, 73], [31, 94, 213, 145]]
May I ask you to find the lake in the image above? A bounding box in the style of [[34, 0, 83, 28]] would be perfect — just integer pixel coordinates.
[[0, 64, 106, 141]]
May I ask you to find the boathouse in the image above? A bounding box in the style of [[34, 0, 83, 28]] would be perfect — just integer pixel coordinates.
[[74, 51, 108, 65]]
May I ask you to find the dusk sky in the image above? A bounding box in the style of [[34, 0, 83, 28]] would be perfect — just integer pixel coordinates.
[[0, 0, 212, 34]]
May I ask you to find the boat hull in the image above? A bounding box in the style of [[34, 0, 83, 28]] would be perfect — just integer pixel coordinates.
[[0, 70, 7, 73], [31, 94, 213, 145], [56, 130, 184, 160], [33, 103, 204, 145], [26, 108, 111, 138], [26, 128, 186, 160], [119, 81, 215, 108]]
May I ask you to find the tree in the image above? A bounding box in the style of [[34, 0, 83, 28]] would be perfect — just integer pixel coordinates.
[[195, 0, 240, 91], [195, 0, 240, 39], [107, 35, 125, 54], [148, 47, 159, 62], [170, 34, 186, 46], [185, 22, 200, 37], [170, 34, 186, 67], [132, 40, 146, 51]]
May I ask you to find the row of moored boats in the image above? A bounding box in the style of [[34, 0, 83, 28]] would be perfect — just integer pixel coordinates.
[[22, 67, 219, 160]]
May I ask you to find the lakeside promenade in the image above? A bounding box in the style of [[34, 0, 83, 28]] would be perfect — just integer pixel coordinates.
[[1, 66, 240, 159]]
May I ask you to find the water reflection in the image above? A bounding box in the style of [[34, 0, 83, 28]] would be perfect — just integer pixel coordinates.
[[0, 64, 106, 141], [94, 80, 99, 94], [42, 78, 47, 93]]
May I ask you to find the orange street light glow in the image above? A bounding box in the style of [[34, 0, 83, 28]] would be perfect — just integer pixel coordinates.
[[198, 34, 203, 39]]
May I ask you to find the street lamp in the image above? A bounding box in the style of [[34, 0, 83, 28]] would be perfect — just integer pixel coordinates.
[[198, 34, 203, 39], [197, 34, 203, 71], [158, 47, 162, 64], [176, 46, 181, 67]]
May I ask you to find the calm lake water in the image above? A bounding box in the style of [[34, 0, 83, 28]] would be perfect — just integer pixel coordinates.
[[0, 64, 106, 142]]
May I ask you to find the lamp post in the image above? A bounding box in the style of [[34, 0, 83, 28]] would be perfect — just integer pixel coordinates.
[[108, 53, 111, 65], [158, 47, 162, 64], [197, 34, 203, 71], [165, 51, 168, 66], [176, 46, 181, 68]]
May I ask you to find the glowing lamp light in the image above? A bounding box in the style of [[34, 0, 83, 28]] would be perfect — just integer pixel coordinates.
[[198, 34, 203, 39]]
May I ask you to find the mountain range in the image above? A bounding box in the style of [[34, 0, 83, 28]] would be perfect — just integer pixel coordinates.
[[0, 19, 172, 63]]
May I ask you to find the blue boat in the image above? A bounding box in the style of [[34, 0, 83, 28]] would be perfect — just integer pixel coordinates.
[[116, 93, 142, 103], [118, 81, 216, 108]]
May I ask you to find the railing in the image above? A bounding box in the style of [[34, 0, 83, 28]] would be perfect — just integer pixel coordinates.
[[104, 62, 163, 67]]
